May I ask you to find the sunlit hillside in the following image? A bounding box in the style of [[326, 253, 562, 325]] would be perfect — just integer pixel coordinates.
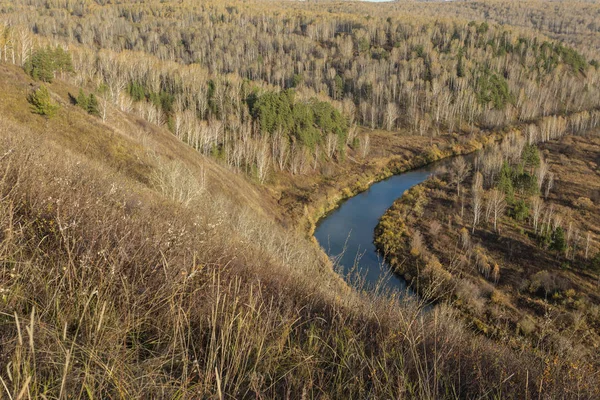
[[0, 0, 599, 398]]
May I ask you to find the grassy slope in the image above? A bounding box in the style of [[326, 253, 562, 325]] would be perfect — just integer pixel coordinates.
[[0, 64, 273, 218]]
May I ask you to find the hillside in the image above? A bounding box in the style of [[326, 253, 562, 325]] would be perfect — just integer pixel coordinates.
[[0, 0, 599, 398], [0, 46, 597, 399]]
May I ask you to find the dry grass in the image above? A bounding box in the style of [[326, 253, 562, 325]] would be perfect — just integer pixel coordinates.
[[0, 65, 597, 398]]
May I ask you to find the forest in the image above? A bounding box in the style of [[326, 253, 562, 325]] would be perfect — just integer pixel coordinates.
[[1, 0, 600, 183], [0, 0, 599, 398]]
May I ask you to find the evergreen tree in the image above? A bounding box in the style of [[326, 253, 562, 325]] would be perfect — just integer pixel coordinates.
[[76, 89, 89, 110], [497, 162, 515, 203], [23, 46, 73, 83], [591, 252, 600, 273], [476, 68, 513, 109], [87, 94, 100, 116], [551, 227, 567, 254], [457, 53, 465, 78], [28, 85, 59, 117], [521, 144, 541, 172], [510, 199, 529, 222], [24, 48, 54, 82]]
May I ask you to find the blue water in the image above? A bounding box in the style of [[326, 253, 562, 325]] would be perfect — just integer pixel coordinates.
[[314, 164, 441, 293]]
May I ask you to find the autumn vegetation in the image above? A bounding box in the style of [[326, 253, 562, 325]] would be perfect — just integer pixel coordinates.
[[0, 0, 599, 398], [376, 130, 600, 396]]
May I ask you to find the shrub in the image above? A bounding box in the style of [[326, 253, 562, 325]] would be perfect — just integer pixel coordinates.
[[518, 316, 537, 336], [28, 85, 59, 117], [529, 270, 568, 297], [510, 199, 530, 222], [573, 196, 593, 209]]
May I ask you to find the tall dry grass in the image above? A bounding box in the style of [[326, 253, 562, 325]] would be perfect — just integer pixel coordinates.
[[0, 116, 598, 399]]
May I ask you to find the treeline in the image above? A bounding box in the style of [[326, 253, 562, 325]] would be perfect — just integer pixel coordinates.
[[3, 0, 600, 132]]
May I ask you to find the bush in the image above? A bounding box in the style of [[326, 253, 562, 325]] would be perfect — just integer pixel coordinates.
[[510, 199, 530, 222], [529, 270, 566, 297], [28, 85, 59, 117], [518, 316, 537, 336], [573, 196, 593, 209]]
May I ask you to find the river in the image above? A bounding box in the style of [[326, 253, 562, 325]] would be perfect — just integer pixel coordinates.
[[314, 162, 445, 293]]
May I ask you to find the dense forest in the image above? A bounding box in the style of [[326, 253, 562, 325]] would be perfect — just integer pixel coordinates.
[[1, 0, 600, 182], [0, 0, 599, 398]]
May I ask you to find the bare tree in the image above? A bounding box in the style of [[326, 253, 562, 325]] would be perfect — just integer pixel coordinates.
[[384, 102, 398, 130], [410, 230, 425, 256], [536, 157, 549, 191], [346, 123, 358, 146], [289, 143, 305, 175], [17, 27, 32, 66], [485, 190, 494, 224], [472, 186, 483, 233], [325, 133, 338, 159], [492, 264, 500, 284], [585, 231, 592, 260], [359, 133, 370, 158], [531, 197, 544, 234], [544, 172, 554, 199], [473, 171, 483, 191], [255, 139, 270, 184], [271, 130, 288, 171], [571, 228, 581, 261], [98, 94, 110, 123], [451, 157, 471, 197], [429, 220, 442, 237], [418, 116, 431, 136], [460, 227, 471, 250], [488, 189, 506, 232]]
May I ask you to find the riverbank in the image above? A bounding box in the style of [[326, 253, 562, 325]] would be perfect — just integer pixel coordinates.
[[373, 132, 600, 373], [268, 127, 506, 239]]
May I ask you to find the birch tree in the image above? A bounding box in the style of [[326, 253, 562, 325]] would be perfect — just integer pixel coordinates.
[[451, 157, 471, 197], [544, 172, 554, 199], [488, 188, 506, 232], [530, 197, 543, 234], [359, 133, 370, 158], [472, 173, 483, 233]]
